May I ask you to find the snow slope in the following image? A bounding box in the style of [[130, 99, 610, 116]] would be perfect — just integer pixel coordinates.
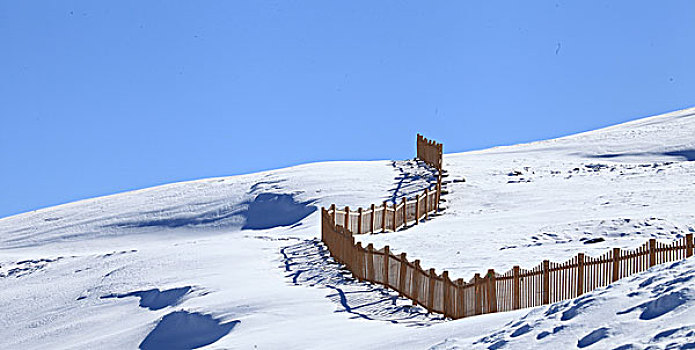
[[1, 107, 694, 349]]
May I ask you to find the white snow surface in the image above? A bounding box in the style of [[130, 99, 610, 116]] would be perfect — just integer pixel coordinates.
[[1, 106, 695, 349]]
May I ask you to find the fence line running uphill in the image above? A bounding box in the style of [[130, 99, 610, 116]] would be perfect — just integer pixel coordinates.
[[321, 212, 695, 319], [417, 134, 443, 171], [328, 182, 441, 235]]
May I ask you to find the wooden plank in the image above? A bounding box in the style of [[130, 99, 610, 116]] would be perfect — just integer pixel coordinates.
[[542, 260, 550, 305], [398, 252, 408, 297], [382, 201, 387, 233], [320, 208, 327, 243], [424, 188, 429, 220], [330, 204, 336, 225], [357, 208, 362, 235], [354, 242, 364, 281], [512, 266, 520, 310], [687, 233, 694, 257], [456, 278, 465, 319], [436, 175, 442, 212], [366, 243, 375, 282], [438, 143, 443, 170], [344, 206, 350, 233], [474, 273, 482, 315], [370, 204, 375, 233], [487, 269, 497, 313], [649, 239, 656, 267], [442, 271, 451, 318], [417, 134, 422, 159], [384, 246, 390, 289], [349, 236, 356, 273], [612, 248, 620, 282], [414, 195, 419, 225], [412, 260, 421, 306], [577, 253, 584, 296], [402, 197, 407, 228], [428, 268, 436, 313]]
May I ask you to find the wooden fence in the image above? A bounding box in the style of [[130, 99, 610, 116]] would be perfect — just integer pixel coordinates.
[[417, 134, 443, 171], [327, 183, 441, 235], [321, 210, 694, 319]]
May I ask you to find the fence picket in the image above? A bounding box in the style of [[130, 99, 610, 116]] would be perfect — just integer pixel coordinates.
[[443, 271, 451, 318], [413, 260, 421, 306], [612, 248, 620, 282], [384, 246, 390, 289], [649, 239, 656, 267], [428, 269, 436, 313], [542, 260, 550, 305], [381, 201, 387, 233], [401, 197, 407, 228], [487, 269, 497, 313], [474, 273, 482, 315]]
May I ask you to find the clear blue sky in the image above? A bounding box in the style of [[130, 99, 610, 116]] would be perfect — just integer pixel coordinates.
[[1, 1, 694, 218]]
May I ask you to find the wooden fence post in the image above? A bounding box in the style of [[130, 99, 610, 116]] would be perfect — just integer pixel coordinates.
[[612, 248, 621, 282], [649, 239, 656, 267], [330, 204, 336, 225], [417, 134, 421, 159], [398, 252, 408, 297], [414, 195, 419, 225], [428, 268, 436, 313], [402, 197, 407, 227], [474, 273, 482, 315], [512, 266, 520, 310], [344, 206, 350, 232], [424, 188, 429, 220], [384, 245, 390, 288], [348, 236, 356, 272], [357, 208, 363, 235], [320, 208, 326, 242], [436, 175, 442, 211], [429, 140, 433, 166], [366, 243, 375, 282], [542, 260, 550, 305], [686, 233, 693, 257], [412, 259, 421, 306], [456, 278, 465, 319], [370, 204, 375, 233], [355, 242, 363, 281], [382, 201, 387, 233], [438, 143, 443, 170], [334, 225, 342, 264], [487, 269, 497, 313], [392, 202, 397, 232], [577, 253, 585, 296], [442, 271, 451, 318]]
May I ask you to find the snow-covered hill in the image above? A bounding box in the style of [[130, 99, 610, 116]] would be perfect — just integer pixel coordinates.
[[1, 107, 694, 349]]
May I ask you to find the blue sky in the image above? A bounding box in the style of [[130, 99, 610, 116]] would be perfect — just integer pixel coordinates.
[[1, 1, 694, 218]]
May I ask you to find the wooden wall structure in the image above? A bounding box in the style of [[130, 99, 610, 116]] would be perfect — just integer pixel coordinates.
[[321, 212, 694, 319], [417, 134, 443, 171]]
